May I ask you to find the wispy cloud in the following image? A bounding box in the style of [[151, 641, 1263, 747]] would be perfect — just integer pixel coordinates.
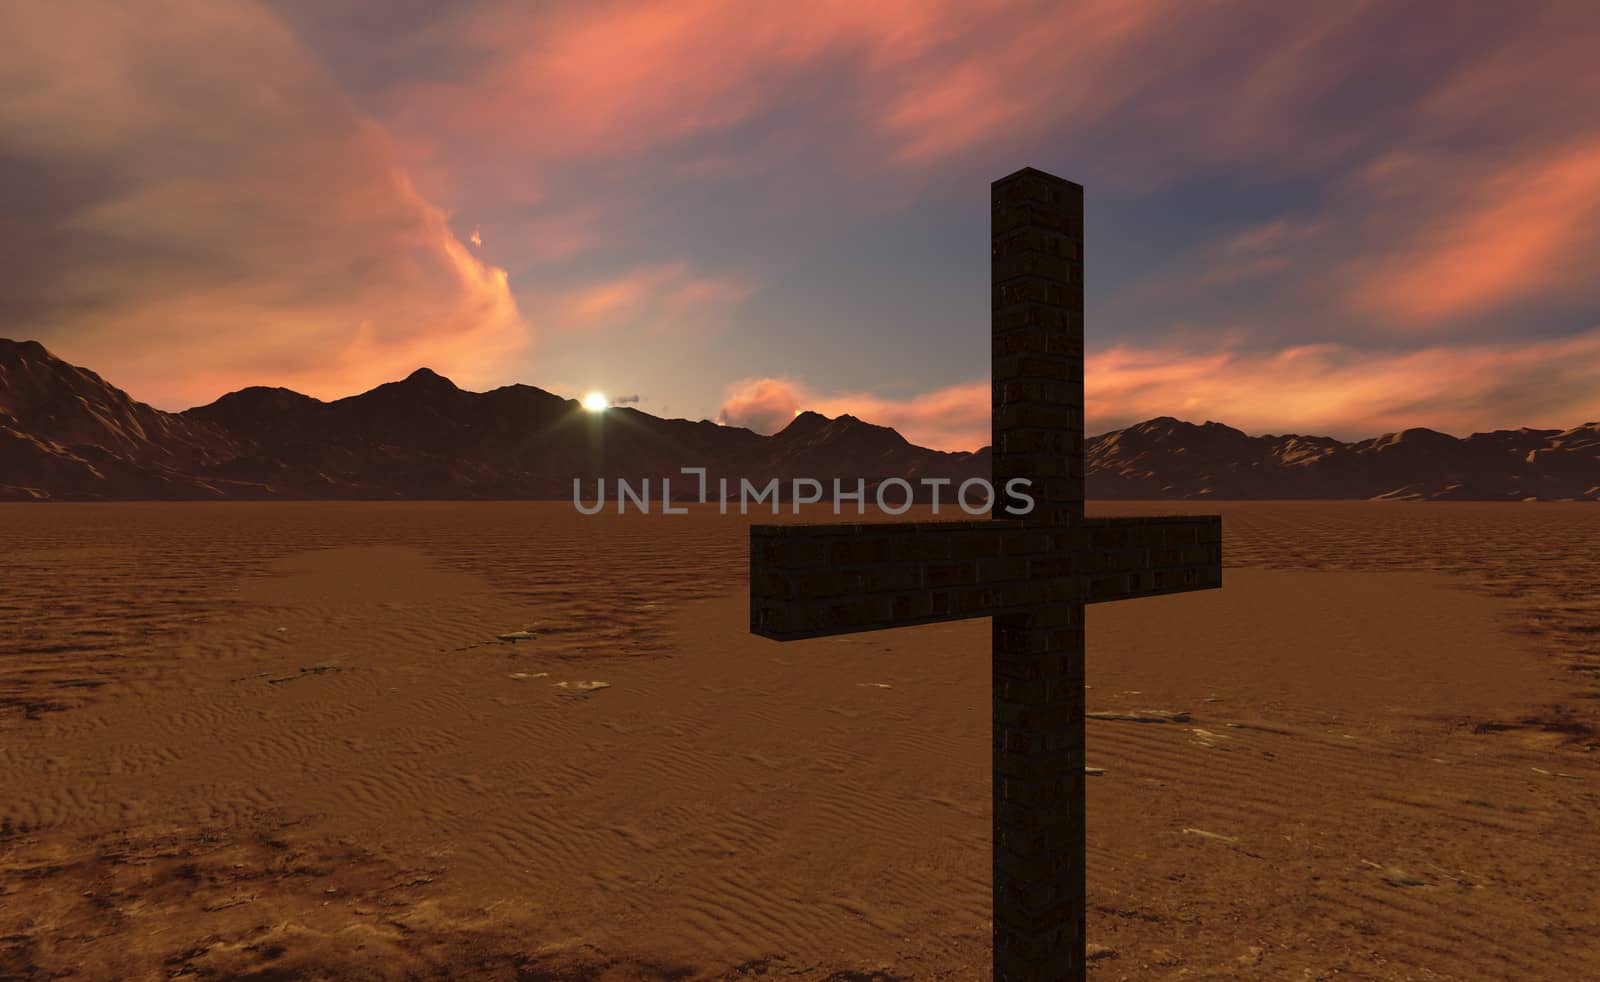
[[428, 1, 1571, 195], [376, 0, 1189, 184], [540, 261, 756, 334], [0, 0, 529, 410], [720, 326, 1600, 450], [716, 378, 807, 435], [1085, 330, 1600, 439], [1343, 139, 1600, 325], [7, 0, 1600, 438], [719, 376, 990, 452]]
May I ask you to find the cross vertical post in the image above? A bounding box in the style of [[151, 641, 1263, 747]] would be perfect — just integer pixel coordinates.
[[991, 168, 1088, 977], [747, 167, 1223, 981]]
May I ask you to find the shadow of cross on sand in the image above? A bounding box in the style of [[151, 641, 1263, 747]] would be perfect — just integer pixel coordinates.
[[748, 168, 1223, 982]]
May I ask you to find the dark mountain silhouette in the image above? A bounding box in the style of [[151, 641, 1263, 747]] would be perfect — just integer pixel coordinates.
[[1, 339, 1595, 501], [0, 340, 982, 501], [1085, 416, 1600, 501], [0, 339, 241, 498]]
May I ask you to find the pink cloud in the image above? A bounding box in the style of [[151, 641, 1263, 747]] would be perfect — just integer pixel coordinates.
[[391, 1, 813, 167], [359, 0, 1183, 308], [0, 0, 530, 411], [871, 0, 1171, 165], [1186, 218, 1327, 288], [1222, 219, 1323, 257], [540, 262, 757, 334], [389, 1, 1547, 199], [348, 0, 1600, 288], [379, 0, 1179, 182], [719, 376, 990, 452], [719, 327, 1600, 449], [1141, 6, 1600, 333], [716, 377, 806, 434], [497, 200, 616, 264], [364, 1, 1600, 347], [561, 263, 693, 324], [1084, 331, 1600, 438], [1416, 5, 1600, 137], [1345, 139, 1600, 324], [809, 380, 992, 452], [11, 0, 1599, 440]]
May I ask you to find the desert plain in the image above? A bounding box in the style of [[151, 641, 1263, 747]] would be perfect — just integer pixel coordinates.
[[0, 501, 1597, 980]]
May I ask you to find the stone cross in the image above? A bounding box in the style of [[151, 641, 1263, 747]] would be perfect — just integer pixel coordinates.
[[747, 167, 1223, 980]]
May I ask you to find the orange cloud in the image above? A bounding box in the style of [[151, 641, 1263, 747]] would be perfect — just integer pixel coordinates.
[[1417, 4, 1600, 137], [1186, 218, 1327, 288], [542, 261, 757, 334], [1084, 331, 1600, 438], [364, 0, 1600, 336], [394, 0, 1533, 199], [1347, 139, 1600, 324], [0, 0, 529, 410], [809, 380, 992, 452], [10, 0, 1599, 438], [393, 1, 806, 166], [508, 200, 615, 264], [719, 328, 1600, 449], [383, 0, 1178, 180], [361, 0, 1600, 290], [1134, 5, 1600, 333], [872, 0, 1170, 165], [562, 264, 691, 324], [719, 377, 990, 451], [717, 377, 806, 434]]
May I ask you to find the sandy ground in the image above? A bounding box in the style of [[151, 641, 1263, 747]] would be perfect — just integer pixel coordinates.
[[0, 501, 1597, 980]]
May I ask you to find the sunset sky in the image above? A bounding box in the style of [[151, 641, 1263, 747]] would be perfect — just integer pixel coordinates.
[[4, 1, 1599, 451]]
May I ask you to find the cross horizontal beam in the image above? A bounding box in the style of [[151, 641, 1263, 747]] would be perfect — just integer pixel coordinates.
[[750, 515, 1221, 641]]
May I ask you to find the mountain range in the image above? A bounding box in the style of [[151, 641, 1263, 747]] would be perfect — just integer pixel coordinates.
[[1, 338, 1596, 502]]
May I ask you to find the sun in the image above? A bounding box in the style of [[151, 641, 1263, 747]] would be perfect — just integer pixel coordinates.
[[582, 392, 609, 412]]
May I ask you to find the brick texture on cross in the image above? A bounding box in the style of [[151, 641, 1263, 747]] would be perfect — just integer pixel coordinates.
[[747, 167, 1223, 981]]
